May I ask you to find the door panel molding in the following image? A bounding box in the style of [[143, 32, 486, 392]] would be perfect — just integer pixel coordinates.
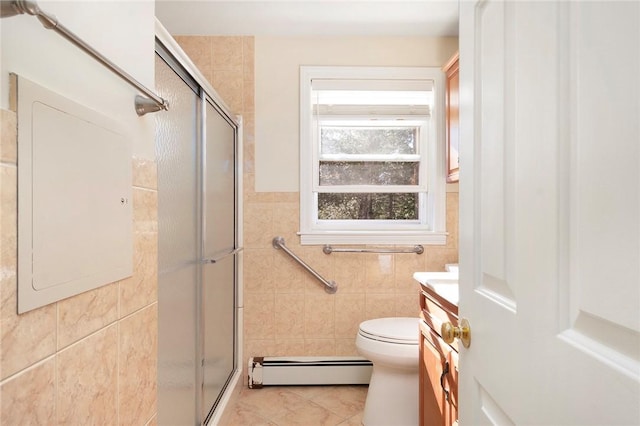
[[475, 0, 517, 311], [477, 383, 515, 426], [557, 1, 640, 378]]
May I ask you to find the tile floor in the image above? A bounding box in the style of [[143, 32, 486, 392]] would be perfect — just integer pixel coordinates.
[[217, 384, 368, 425]]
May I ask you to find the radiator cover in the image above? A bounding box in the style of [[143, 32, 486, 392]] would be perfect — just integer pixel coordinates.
[[248, 356, 372, 388]]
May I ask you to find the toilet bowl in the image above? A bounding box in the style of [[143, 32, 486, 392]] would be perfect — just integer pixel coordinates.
[[356, 317, 420, 426]]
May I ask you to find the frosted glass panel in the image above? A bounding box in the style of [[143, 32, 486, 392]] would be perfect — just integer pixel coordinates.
[[155, 53, 199, 426], [203, 255, 235, 416], [204, 101, 236, 257]]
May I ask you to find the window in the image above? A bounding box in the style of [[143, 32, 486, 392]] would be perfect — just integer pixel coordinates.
[[299, 66, 447, 245]]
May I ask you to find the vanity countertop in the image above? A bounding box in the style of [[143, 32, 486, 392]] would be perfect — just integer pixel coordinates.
[[413, 271, 459, 307]]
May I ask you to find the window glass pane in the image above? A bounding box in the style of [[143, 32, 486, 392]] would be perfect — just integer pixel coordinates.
[[319, 161, 419, 186], [318, 193, 418, 220], [320, 127, 417, 155]]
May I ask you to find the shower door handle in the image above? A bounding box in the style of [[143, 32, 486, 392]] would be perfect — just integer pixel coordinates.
[[202, 247, 243, 264]]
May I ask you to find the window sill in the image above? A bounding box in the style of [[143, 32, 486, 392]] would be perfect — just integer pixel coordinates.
[[299, 231, 447, 246]]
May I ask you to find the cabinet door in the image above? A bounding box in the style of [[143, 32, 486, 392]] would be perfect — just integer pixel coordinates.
[[447, 350, 459, 426], [420, 325, 451, 426]]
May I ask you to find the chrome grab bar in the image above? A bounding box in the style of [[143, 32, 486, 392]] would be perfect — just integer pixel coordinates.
[[272, 237, 338, 294], [202, 247, 243, 264], [322, 245, 424, 255]]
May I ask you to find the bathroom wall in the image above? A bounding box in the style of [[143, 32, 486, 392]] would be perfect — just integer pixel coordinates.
[[174, 35, 459, 374], [0, 3, 157, 425], [255, 36, 458, 192]]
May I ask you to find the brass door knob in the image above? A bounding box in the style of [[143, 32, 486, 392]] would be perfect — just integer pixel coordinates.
[[441, 318, 471, 348]]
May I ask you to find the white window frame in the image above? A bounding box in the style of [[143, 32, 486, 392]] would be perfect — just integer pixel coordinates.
[[299, 66, 447, 245]]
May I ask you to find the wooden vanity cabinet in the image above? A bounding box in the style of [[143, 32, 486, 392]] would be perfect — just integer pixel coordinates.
[[419, 287, 459, 426]]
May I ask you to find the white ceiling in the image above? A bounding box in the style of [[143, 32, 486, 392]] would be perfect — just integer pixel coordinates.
[[155, 1, 459, 37]]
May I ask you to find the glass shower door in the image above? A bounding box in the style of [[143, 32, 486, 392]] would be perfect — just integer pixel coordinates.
[[155, 51, 200, 425], [202, 98, 237, 420]]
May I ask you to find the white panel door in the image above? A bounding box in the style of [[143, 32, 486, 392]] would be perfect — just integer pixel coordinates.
[[459, 1, 639, 425]]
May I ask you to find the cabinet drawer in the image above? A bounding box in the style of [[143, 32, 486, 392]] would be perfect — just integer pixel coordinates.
[[421, 292, 459, 350]]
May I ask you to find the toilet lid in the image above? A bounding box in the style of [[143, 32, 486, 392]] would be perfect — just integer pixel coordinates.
[[359, 317, 420, 344]]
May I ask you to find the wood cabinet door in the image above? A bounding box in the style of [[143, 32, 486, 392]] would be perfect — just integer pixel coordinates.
[[447, 350, 459, 426], [420, 326, 451, 426]]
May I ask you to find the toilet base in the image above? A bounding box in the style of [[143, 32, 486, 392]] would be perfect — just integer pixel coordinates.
[[363, 363, 418, 426]]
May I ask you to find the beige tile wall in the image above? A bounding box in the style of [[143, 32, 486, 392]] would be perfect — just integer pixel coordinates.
[[174, 36, 458, 372], [0, 108, 158, 425]]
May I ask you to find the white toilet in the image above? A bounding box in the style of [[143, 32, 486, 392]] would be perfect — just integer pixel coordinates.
[[356, 317, 420, 426]]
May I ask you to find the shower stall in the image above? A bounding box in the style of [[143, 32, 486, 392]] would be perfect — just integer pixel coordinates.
[[154, 30, 242, 425]]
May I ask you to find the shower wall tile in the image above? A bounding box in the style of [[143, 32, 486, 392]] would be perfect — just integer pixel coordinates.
[[272, 202, 299, 244], [365, 293, 396, 320], [244, 203, 274, 248], [299, 247, 334, 295], [304, 294, 335, 338], [0, 165, 56, 378], [119, 304, 158, 426], [364, 254, 395, 294], [57, 281, 119, 349], [446, 192, 459, 249], [243, 77, 255, 113], [244, 175, 272, 203], [395, 252, 427, 293], [0, 271, 56, 379], [244, 293, 275, 340], [273, 253, 305, 293], [243, 249, 276, 292], [425, 247, 459, 272], [395, 293, 420, 318], [0, 109, 17, 164], [336, 338, 358, 356], [245, 339, 278, 361], [242, 37, 255, 80], [212, 36, 243, 69], [275, 293, 305, 338], [174, 36, 213, 83], [213, 69, 244, 114], [333, 253, 366, 293], [57, 325, 118, 425], [276, 339, 306, 356], [120, 187, 158, 317], [133, 156, 158, 190], [0, 243, 56, 379], [1, 357, 56, 424], [304, 339, 336, 356], [0, 108, 158, 422], [335, 294, 365, 339], [273, 192, 299, 203], [0, 165, 17, 279]]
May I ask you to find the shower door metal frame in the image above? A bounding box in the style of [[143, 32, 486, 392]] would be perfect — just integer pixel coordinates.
[[199, 92, 240, 425], [155, 26, 242, 425]]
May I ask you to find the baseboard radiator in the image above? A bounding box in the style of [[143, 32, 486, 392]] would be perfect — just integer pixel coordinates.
[[248, 356, 372, 388]]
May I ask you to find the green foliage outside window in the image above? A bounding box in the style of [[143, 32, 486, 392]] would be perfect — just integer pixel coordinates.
[[318, 126, 420, 220]]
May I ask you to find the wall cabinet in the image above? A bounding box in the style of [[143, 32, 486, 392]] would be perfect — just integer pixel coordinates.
[[444, 51, 460, 183], [419, 287, 459, 426]]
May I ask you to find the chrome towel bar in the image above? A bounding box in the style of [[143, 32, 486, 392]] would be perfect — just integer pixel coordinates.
[[272, 237, 337, 294], [323, 245, 424, 255], [1, 0, 169, 116]]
